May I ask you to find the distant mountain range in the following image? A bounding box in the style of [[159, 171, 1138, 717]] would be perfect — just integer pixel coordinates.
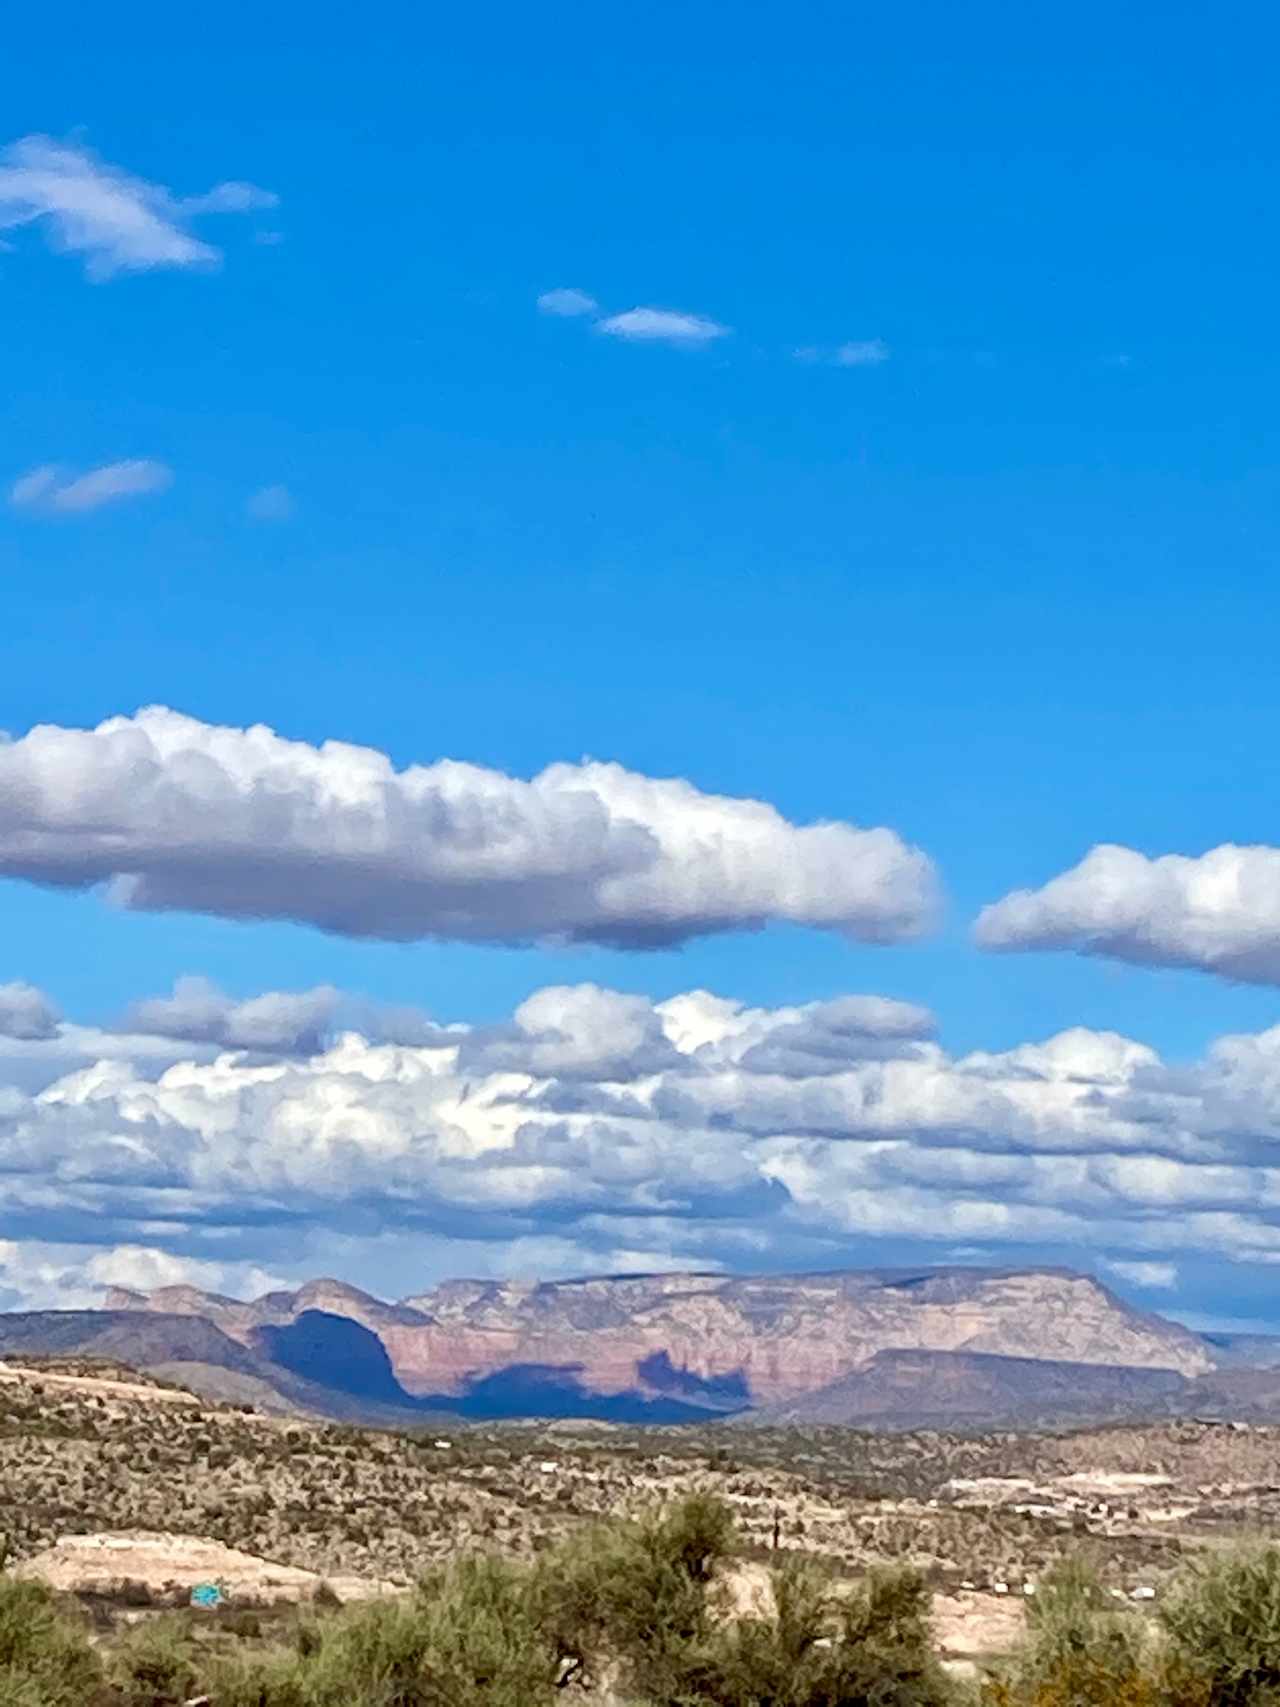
[[3, 1265, 1279, 1430]]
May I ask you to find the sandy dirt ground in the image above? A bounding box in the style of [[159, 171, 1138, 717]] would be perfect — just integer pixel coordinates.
[[931, 1590, 1027, 1658], [0, 1362, 201, 1407], [14, 1532, 395, 1604]]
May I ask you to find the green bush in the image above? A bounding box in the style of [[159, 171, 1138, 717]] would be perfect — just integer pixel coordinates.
[[201, 1644, 311, 1707], [534, 1496, 952, 1707], [108, 1613, 201, 1703], [1161, 1547, 1280, 1707], [987, 1557, 1201, 1707], [301, 1555, 557, 1707], [530, 1492, 736, 1700], [0, 1578, 100, 1707]]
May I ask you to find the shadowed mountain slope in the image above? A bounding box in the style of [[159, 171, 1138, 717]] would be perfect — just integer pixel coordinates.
[[70, 1264, 1229, 1424], [738, 1348, 1193, 1429]]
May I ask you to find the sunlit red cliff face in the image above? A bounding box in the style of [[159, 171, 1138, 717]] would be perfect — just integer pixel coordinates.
[[104, 1265, 1213, 1415]]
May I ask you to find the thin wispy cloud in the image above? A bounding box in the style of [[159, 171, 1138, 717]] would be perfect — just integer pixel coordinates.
[[537, 287, 598, 318], [9, 459, 172, 514], [539, 288, 730, 348], [597, 306, 730, 346], [795, 338, 891, 367], [835, 338, 890, 366], [246, 483, 293, 521], [0, 135, 277, 280], [1104, 1259, 1178, 1291]]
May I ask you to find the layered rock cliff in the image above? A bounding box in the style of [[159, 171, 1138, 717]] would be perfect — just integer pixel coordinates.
[[106, 1264, 1213, 1414]]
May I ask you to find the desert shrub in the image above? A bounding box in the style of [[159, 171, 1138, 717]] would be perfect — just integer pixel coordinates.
[[657, 1492, 739, 1585], [0, 1577, 100, 1707], [200, 1644, 311, 1707], [673, 1554, 837, 1707], [1161, 1547, 1280, 1707], [530, 1492, 736, 1700], [534, 1496, 950, 1707], [107, 1613, 201, 1703], [622, 1551, 956, 1707], [986, 1558, 1189, 1707], [301, 1554, 557, 1707]]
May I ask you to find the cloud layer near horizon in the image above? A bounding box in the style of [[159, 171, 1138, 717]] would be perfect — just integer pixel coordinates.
[[0, 707, 938, 947], [977, 843, 1280, 984], [7, 976, 1280, 1310]]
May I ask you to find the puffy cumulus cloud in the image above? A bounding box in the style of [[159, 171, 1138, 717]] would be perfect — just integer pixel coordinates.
[[123, 977, 342, 1055], [464, 985, 682, 1080], [0, 135, 276, 279], [0, 981, 243, 1097], [975, 843, 1280, 985], [0, 981, 61, 1041], [0, 977, 443, 1096], [0, 707, 937, 947], [10, 459, 172, 514], [10, 982, 1280, 1302], [0, 1238, 285, 1313]]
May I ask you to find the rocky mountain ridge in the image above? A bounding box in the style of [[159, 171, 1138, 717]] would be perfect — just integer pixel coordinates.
[[78, 1263, 1228, 1424]]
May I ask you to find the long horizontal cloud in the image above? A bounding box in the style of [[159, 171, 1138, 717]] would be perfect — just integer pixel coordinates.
[[0, 707, 938, 947], [976, 842, 1280, 984], [8, 979, 1280, 1311]]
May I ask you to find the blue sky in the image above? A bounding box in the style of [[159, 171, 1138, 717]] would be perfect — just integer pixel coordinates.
[[3, 0, 1280, 1325]]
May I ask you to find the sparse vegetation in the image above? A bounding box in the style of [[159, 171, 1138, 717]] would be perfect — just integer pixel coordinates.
[[8, 1360, 1279, 1594], [1160, 1547, 1280, 1707], [0, 1494, 956, 1706], [0, 1578, 99, 1707], [8, 1361, 1280, 1704]]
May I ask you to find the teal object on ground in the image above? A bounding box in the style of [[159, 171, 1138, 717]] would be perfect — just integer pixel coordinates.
[[190, 1582, 224, 1608]]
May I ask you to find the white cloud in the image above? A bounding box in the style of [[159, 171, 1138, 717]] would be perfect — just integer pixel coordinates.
[[246, 483, 293, 521], [123, 977, 341, 1055], [0, 1238, 284, 1313], [180, 182, 277, 216], [596, 307, 730, 346], [537, 287, 598, 318], [0, 982, 61, 1042], [1103, 1258, 1178, 1290], [9, 466, 58, 506], [0, 975, 439, 1086], [0, 135, 276, 279], [0, 1016, 221, 1099], [834, 339, 891, 367], [795, 340, 891, 367], [0, 706, 938, 947], [10, 459, 172, 514], [8, 981, 1280, 1302], [976, 843, 1280, 984]]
